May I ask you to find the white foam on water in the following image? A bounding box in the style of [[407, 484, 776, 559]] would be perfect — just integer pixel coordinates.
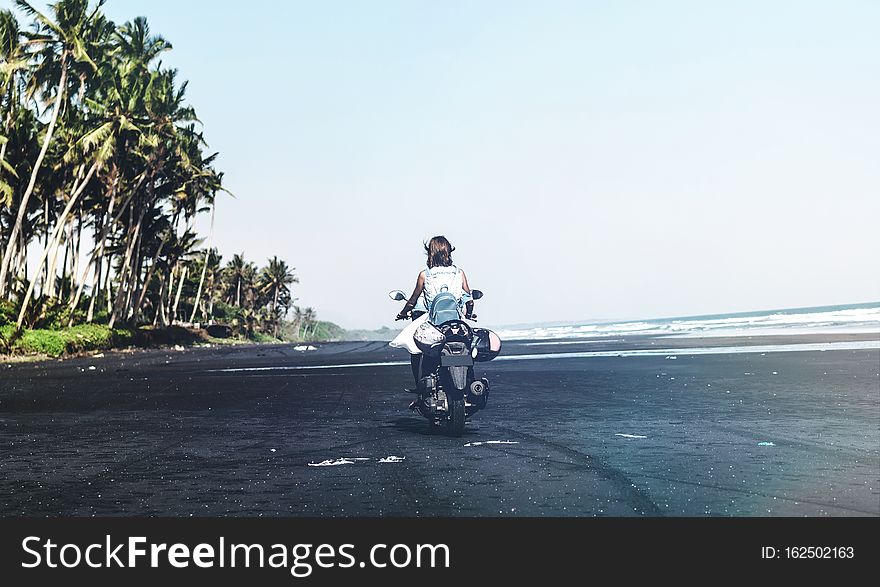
[[616, 434, 648, 439], [496, 306, 880, 341], [464, 441, 520, 447], [308, 458, 358, 467], [492, 340, 880, 363], [309, 457, 398, 466], [379, 456, 405, 463]]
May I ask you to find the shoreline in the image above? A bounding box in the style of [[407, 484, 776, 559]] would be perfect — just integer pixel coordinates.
[[3, 329, 877, 369], [507, 330, 879, 350]]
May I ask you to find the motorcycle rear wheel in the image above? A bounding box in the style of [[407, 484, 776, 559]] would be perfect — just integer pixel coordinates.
[[446, 399, 466, 437]]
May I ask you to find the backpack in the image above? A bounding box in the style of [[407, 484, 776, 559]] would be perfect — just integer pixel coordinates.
[[429, 290, 460, 325]]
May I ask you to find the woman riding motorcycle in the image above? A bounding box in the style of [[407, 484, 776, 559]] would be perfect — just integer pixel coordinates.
[[395, 236, 475, 384]]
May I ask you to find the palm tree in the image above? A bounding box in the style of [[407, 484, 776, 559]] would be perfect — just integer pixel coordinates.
[[239, 261, 258, 309], [0, 0, 103, 298], [0, 10, 27, 202], [301, 307, 316, 341], [223, 253, 249, 307], [98, 16, 172, 324], [260, 257, 297, 338], [113, 16, 170, 83], [107, 63, 211, 327], [156, 228, 200, 325], [261, 257, 297, 312], [0, 4, 312, 343], [15, 147, 105, 326]]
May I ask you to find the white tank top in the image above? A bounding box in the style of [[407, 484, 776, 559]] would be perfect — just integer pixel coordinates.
[[422, 265, 463, 309]]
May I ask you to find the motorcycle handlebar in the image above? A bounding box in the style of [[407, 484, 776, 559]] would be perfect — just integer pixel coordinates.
[[396, 312, 478, 322], [392, 290, 480, 322]]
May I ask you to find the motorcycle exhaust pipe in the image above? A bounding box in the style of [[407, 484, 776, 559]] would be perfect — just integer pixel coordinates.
[[469, 379, 486, 397]]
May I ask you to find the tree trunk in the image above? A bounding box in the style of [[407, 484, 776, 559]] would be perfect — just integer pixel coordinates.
[[63, 222, 74, 298], [84, 256, 101, 323], [165, 264, 176, 320], [15, 230, 26, 285], [105, 249, 115, 315], [16, 159, 98, 328], [132, 231, 170, 322], [69, 174, 136, 320], [273, 288, 280, 338], [70, 210, 83, 296], [121, 228, 143, 322], [0, 129, 8, 166], [155, 273, 168, 327], [0, 54, 69, 298], [109, 225, 136, 327], [56, 223, 70, 297], [109, 205, 146, 328], [189, 202, 215, 323], [72, 202, 111, 324], [42, 197, 49, 286], [45, 171, 85, 299], [124, 232, 142, 320], [171, 265, 187, 324]]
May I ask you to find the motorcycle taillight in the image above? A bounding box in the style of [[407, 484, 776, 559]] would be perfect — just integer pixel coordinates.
[[439, 320, 473, 345], [443, 342, 469, 356]]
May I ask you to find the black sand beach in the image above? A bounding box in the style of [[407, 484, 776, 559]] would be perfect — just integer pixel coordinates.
[[1, 333, 877, 516]]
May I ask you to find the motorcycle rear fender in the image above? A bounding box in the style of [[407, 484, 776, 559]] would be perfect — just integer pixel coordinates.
[[448, 365, 468, 391]]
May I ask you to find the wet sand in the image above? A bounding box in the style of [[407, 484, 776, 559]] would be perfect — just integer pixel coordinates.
[[0, 333, 877, 516]]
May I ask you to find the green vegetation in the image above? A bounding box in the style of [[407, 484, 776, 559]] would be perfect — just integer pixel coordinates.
[[0, 323, 131, 356], [0, 1, 331, 357]]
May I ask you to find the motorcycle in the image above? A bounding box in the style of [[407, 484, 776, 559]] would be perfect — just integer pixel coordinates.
[[390, 289, 502, 436]]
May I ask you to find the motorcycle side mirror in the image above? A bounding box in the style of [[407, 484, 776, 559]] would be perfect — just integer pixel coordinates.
[[389, 290, 407, 301], [471, 290, 484, 300]]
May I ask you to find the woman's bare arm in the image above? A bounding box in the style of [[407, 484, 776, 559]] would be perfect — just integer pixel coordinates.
[[460, 270, 471, 294], [461, 270, 475, 318], [397, 271, 425, 319]]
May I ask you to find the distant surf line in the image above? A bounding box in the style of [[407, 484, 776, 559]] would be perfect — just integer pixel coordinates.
[[495, 304, 880, 341], [207, 340, 879, 373]]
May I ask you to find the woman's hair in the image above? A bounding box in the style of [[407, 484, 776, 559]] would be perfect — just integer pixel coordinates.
[[425, 236, 455, 268]]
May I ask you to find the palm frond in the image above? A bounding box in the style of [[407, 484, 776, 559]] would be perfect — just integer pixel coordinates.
[[13, 1, 63, 38], [1, 156, 20, 178], [0, 178, 13, 207], [70, 36, 97, 70], [78, 120, 113, 153]]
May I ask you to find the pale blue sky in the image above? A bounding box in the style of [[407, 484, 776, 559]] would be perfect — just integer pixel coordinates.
[[25, 1, 880, 328]]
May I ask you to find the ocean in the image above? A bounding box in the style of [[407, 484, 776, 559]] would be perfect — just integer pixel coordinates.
[[494, 302, 880, 342]]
